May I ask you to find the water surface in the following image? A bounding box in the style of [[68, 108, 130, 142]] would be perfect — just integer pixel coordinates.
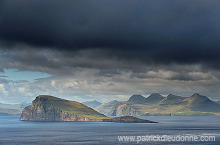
[[0, 115, 219, 145]]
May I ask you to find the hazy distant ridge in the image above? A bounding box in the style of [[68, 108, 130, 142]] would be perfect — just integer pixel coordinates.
[[96, 93, 220, 116]]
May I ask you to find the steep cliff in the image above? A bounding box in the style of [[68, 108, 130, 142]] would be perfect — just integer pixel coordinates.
[[95, 100, 120, 115], [20, 95, 110, 121], [109, 103, 144, 116]]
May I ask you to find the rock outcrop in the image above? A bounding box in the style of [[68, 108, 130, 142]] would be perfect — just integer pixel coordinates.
[[109, 103, 144, 116], [112, 116, 157, 123]]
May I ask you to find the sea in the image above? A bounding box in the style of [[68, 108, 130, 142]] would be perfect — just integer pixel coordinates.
[[0, 115, 220, 145]]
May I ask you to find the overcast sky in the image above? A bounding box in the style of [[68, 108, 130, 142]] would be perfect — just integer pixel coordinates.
[[0, 0, 220, 103]]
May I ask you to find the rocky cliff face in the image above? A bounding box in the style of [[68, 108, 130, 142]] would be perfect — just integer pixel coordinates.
[[20, 106, 108, 121], [109, 103, 144, 116], [95, 100, 120, 115], [20, 105, 109, 121], [20, 95, 110, 121]]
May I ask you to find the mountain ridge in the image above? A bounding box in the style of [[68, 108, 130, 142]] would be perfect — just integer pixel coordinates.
[[128, 95, 145, 104], [109, 93, 220, 116], [82, 100, 102, 108], [184, 93, 220, 112], [159, 94, 187, 105], [145, 93, 165, 104]]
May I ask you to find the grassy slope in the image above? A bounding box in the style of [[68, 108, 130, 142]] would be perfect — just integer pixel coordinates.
[[36, 95, 109, 119], [126, 103, 220, 115], [159, 94, 187, 105]]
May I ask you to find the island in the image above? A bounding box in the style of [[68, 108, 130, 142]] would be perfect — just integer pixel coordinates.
[[20, 95, 157, 123], [112, 116, 157, 123]]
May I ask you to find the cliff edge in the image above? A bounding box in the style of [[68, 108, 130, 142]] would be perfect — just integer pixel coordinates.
[[20, 95, 110, 121]]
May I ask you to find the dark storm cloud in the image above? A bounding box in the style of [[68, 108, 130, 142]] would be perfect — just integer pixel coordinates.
[[1, 47, 220, 82], [0, 0, 220, 67], [0, 48, 146, 74]]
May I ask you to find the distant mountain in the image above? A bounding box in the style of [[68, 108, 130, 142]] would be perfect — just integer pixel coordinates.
[[0, 107, 20, 115], [0, 103, 9, 106], [95, 100, 120, 115], [185, 93, 220, 112], [105, 93, 220, 116], [128, 95, 145, 104], [128, 93, 165, 105], [82, 100, 102, 108], [217, 100, 220, 104], [20, 95, 109, 121], [0, 103, 29, 115], [159, 94, 187, 105], [144, 93, 164, 104]]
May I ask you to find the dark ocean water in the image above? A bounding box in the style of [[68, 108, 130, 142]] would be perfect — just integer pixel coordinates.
[[0, 115, 220, 145]]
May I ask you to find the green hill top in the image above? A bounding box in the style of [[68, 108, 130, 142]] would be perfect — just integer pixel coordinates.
[[34, 95, 109, 119]]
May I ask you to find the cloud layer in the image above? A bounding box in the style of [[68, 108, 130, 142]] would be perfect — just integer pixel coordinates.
[[0, 48, 220, 103], [0, 0, 220, 103], [1, 0, 220, 67]]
